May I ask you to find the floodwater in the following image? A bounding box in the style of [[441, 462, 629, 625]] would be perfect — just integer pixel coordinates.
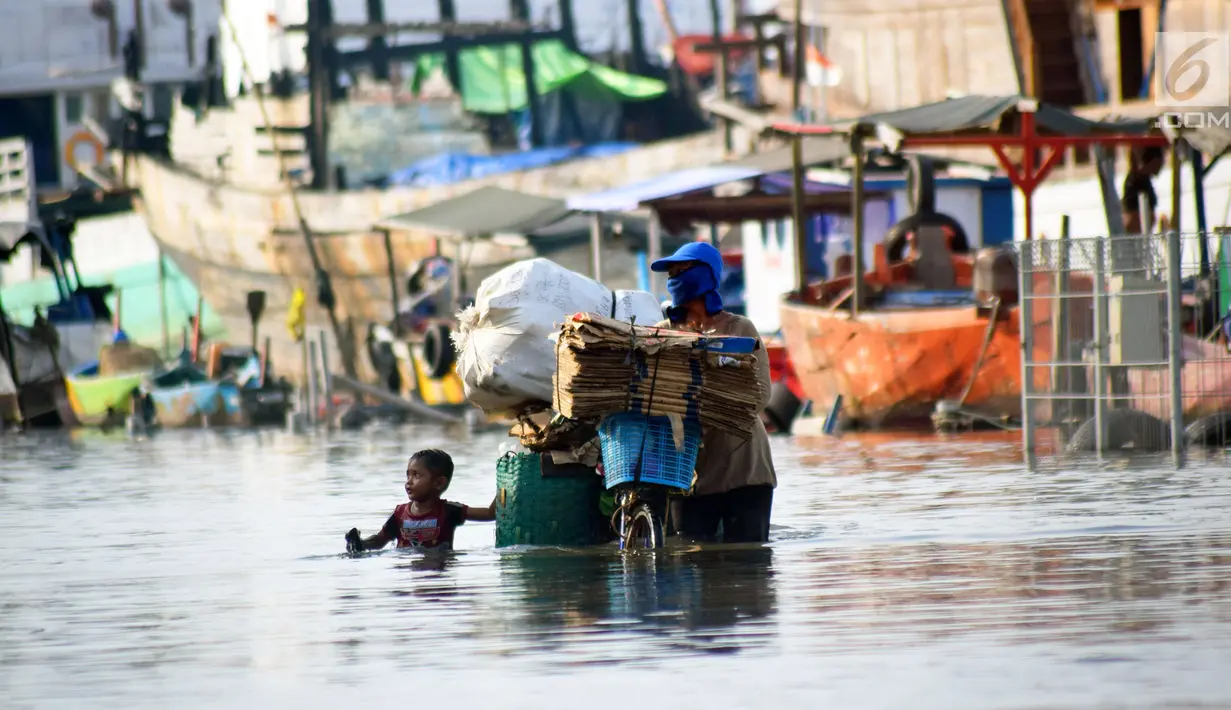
[[2, 426, 1230, 710]]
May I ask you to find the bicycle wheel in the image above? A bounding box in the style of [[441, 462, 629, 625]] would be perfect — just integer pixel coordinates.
[[621, 502, 662, 550]]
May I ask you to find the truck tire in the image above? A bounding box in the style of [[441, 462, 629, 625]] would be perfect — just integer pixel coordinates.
[[1066, 409, 1171, 453]]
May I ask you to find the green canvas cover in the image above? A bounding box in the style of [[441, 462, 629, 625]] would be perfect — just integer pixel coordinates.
[[414, 40, 666, 115]]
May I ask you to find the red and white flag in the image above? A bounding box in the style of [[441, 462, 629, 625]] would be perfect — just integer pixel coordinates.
[[805, 45, 841, 87]]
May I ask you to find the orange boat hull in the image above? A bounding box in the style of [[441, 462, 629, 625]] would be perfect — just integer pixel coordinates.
[[780, 299, 1025, 427]]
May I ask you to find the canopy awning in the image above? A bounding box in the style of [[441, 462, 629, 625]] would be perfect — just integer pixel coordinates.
[[375, 186, 571, 238], [1163, 122, 1231, 157], [841, 95, 1154, 137], [567, 134, 850, 212], [648, 191, 887, 228]]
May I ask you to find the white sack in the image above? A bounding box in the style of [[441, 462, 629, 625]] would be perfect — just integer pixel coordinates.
[[454, 258, 662, 415]]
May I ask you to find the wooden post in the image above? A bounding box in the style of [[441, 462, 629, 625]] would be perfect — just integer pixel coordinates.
[[307, 339, 320, 426], [510, 1, 541, 147], [1051, 215, 1072, 423], [628, 0, 647, 75], [707, 0, 732, 153], [590, 213, 603, 282], [306, 0, 332, 189], [648, 212, 663, 296], [318, 329, 334, 428], [365, 0, 389, 81], [1170, 139, 1182, 235], [133, 0, 146, 72], [158, 251, 169, 357], [559, 0, 578, 50], [1193, 150, 1210, 276], [300, 337, 310, 419], [851, 132, 866, 316], [791, 135, 808, 291], [751, 21, 766, 73], [261, 335, 271, 387], [438, 0, 463, 88], [382, 229, 401, 336], [792, 0, 805, 114], [191, 296, 203, 363]]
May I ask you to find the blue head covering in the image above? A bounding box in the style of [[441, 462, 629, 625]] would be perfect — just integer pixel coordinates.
[[651, 242, 724, 322]]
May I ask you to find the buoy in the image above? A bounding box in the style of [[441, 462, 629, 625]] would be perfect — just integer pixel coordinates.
[[64, 131, 105, 174]]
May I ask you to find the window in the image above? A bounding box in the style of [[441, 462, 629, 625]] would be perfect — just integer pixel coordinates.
[[151, 83, 174, 120], [65, 93, 84, 124], [90, 90, 114, 123]]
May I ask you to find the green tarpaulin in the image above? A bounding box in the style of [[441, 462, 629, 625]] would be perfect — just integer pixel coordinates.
[[414, 40, 667, 114]]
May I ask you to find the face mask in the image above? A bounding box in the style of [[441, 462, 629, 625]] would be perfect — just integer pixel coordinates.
[[665, 265, 723, 321]]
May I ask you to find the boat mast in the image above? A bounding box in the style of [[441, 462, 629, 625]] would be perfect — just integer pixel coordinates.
[[509, 0, 542, 147], [305, 0, 334, 190]]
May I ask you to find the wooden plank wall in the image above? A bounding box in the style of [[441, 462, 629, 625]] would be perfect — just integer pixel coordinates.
[[779, 0, 1021, 114]]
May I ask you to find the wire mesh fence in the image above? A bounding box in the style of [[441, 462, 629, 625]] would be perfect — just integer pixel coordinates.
[[1018, 230, 1231, 468]]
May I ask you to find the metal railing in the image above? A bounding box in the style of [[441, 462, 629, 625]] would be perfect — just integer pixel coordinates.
[[1018, 231, 1231, 468]]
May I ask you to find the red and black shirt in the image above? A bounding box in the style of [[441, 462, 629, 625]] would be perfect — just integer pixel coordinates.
[[379, 500, 467, 549]]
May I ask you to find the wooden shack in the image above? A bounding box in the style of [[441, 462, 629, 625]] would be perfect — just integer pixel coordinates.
[[774, 0, 1231, 117]]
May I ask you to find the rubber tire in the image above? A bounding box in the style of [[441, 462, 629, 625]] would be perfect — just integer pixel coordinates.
[[886, 212, 972, 263], [622, 502, 663, 550], [764, 381, 802, 434], [1185, 411, 1231, 448], [907, 155, 937, 214], [1065, 409, 1172, 453], [421, 323, 455, 379], [366, 336, 401, 393]]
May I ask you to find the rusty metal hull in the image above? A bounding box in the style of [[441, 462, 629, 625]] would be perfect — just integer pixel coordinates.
[[779, 299, 1024, 427]]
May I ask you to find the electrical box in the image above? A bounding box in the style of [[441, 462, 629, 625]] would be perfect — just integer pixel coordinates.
[[1107, 275, 1166, 365]]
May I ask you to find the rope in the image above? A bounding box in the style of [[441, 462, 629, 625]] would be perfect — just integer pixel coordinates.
[[220, 13, 355, 377], [632, 329, 665, 485], [958, 295, 1002, 406]]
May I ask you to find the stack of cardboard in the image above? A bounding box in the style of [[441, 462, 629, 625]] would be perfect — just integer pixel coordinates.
[[552, 313, 763, 438]]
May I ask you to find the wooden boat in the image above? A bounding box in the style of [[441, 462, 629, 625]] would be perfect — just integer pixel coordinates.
[[147, 380, 242, 428], [781, 301, 1024, 428], [64, 371, 146, 427], [781, 228, 1041, 429]]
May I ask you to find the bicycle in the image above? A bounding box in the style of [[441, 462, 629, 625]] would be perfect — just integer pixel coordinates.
[[598, 334, 758, 550], [609, 481, 680, 550], [598, 413, 700, 551]]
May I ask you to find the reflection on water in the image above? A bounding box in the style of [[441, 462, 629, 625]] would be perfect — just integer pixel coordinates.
[[2, 428, 1230, 709]]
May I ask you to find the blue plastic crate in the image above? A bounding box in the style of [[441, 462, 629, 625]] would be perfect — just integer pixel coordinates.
[[598, 413, 701, 490]]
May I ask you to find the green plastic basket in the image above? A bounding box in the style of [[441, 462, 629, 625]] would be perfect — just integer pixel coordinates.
[[495, 452, 607, 548]]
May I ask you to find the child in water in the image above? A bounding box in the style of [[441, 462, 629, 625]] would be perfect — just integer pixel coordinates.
[[345, 449, 496, 553]]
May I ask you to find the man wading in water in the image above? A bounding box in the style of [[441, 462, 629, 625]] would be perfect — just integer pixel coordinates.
[[651, 242, 777, 543]]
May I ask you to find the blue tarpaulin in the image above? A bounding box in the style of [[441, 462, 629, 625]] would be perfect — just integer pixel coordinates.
[[388, 143, 638, 188]]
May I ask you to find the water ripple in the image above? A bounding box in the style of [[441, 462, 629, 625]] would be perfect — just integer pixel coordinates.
[[2, 427, 1230, 709]]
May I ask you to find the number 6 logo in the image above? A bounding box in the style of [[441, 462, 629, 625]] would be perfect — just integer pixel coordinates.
[[1155, 32, 1230, 108], [1164, 38, 1217, 102]]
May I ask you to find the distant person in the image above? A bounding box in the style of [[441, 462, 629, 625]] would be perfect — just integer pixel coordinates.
[[345, 449, 496, 553], [650, 242, 777, 543], [1122, 146, 1164, 234]]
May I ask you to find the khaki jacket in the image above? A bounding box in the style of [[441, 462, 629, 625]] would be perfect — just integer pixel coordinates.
[[657, 311, 777, 495]]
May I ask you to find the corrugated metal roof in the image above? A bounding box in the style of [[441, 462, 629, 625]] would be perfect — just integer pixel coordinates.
[[842, 95, 1156, 136]]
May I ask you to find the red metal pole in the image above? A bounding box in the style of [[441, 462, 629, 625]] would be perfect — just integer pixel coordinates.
[[1022, 112, 1036, 241]]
